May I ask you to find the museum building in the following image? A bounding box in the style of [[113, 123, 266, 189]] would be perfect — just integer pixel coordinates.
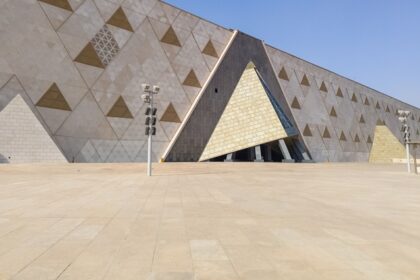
[[0, 0, 419, 163]]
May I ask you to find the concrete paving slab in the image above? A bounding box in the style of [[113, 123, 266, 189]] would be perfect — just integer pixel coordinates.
[[0, 163, 419, 279]]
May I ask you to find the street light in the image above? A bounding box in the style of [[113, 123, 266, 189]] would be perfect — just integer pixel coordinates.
[[141, 83, 160, 176], [397, 109, 411, 173]]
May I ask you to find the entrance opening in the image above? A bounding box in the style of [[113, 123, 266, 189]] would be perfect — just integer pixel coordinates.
[[207, 137, 309, 163]]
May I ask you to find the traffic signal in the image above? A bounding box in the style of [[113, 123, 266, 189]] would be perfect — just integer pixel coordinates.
[[145, 116, 156, 126], [145, 107, 157, 116], [145, 127, 156, 136], [145, 105, 157, 136], [402, 124, 410, 142]]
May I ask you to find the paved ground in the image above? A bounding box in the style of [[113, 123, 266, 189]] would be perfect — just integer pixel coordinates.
[[0, 163, 419, 280]]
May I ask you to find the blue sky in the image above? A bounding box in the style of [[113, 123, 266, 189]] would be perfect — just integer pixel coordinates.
[[166, 0, 420, 108]]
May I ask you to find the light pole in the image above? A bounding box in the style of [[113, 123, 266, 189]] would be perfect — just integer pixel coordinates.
[[141, 84, 160, 176], [397, 110, 411, 173]]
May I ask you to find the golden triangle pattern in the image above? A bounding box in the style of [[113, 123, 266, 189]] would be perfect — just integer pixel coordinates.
[[330, 107, 337, 117], [336, 87, 343, 97], [39, 0, 73, 12], [278, 67, 289, 81], [303, 124, 312, 137], [161, 26, 181, 47], [202, 40, 218, 58], [320, 81, 328, 92], [301, 74, 310, 86], [339, 131, 347, 141], [36, 83, 71, 111], [183, 70, 201, 88], [107, 96, 133, 119], [291, 97, 301, 109], [74, 43, 104, 69], [322, 127, 331, 138], [160, 103, 181, 123], [107, 7, 134, 32]]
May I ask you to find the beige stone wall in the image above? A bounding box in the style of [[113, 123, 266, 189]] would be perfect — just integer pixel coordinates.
[[0, 95, 66, 163], [0, 0, 233, 163], [200, 65, 288, 161], [369, 125, 406, 163], [266, 45, 420, 162]]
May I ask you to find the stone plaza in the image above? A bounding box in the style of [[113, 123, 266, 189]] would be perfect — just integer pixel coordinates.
[[0, 162, 419, 279]]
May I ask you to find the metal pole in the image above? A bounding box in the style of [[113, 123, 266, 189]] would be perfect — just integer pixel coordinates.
[[414, 145, 418, 175], [406, 143, 411, 173], [147, 93, 153, 177]]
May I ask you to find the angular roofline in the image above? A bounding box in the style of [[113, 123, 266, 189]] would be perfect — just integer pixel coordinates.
[[162, 0, 418, 111], [160, 0, 234, 33], [265, 42, 419, 111]]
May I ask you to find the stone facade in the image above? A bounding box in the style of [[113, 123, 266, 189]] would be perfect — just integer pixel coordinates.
[[200, 63, 292, 161], [266, 46, 420, 162], [0, 95, 66, 163], [0, 0, 419, 163], [0, 0, 232, 163]]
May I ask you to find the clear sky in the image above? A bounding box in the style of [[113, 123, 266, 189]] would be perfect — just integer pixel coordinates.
[[166, 0, 420, 108]]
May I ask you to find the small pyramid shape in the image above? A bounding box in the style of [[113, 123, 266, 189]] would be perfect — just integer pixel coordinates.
[[376, 102, 381, 109], [386, 105, 390, 113], [322, 127, 331, 138], [202, 40, 218, 58], [359, 115, 365, 123], [160, 103, 181, 123], [369, 125, 407, 163], [74, 43, 104, 69], [36, 83, 71, 111], [161, 26, 181, 47], [301, 74, 310, 86], [183, 70, 201, 88], [320, 81, 328, 92], [39, 0, 73, 11], [0, 95, 67, 163], [291, 97, 301, 109], [303, 125, 312, 137], [367, 135, 373, 143], [351, 93, 358, 102], [364, 97, 370, 106], [336, 88, 344, 97], [199, 63, 290, 161], [339, 131, 347, 141], [330, 107, 337, 117], [107, 96, 133, 119], [354, 134, 360, 142], [107, 7, 133, 32], [278, 67, 289, 81]]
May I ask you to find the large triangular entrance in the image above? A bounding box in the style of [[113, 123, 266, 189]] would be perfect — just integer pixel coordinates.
[[199, 62, 295, 161]]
